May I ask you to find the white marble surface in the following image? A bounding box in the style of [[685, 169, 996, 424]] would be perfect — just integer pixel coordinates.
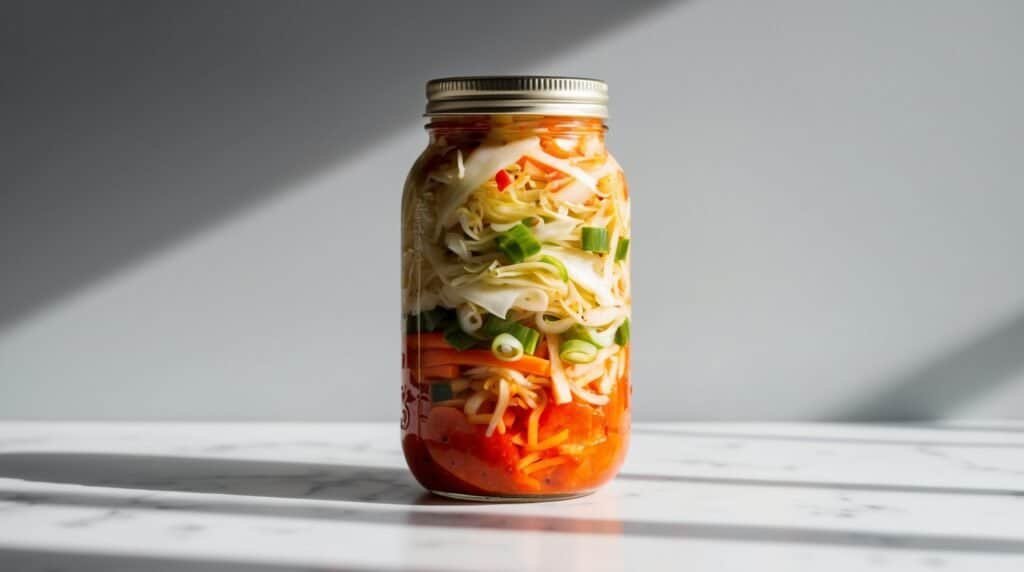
[[0, 422, 1022, 571]]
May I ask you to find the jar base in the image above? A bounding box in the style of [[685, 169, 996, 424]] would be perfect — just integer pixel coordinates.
[[429, 489, 595, 503]]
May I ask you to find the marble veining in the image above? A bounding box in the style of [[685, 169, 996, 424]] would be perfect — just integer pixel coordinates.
[[0, 422, 1023, 571], [915, 445, 1024, 477]]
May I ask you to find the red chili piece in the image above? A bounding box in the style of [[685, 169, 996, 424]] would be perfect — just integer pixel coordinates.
[[495, 170, 512, 191]]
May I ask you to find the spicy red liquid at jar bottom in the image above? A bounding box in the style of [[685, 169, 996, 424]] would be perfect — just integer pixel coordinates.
[[401, 77, 631, 500]]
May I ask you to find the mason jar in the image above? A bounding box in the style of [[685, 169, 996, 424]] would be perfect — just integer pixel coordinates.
[[401, 76, 631, 501]]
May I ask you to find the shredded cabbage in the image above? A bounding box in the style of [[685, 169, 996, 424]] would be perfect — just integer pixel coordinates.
[[542, 247, 615, 306], [403, 127, 630, 413], [442, 283, 549, 319], [532, 218, 579, 242], [436, 137, 541, 230]]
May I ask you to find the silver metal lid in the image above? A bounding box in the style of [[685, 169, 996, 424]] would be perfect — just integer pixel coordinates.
[[425, 76, 608, 118]]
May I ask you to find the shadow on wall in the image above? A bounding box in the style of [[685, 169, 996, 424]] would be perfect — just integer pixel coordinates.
[[834, 310, 1024, 421], [0, 0, 672, 330]]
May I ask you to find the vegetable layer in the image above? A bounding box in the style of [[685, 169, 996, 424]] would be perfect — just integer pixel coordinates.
[[401, 116, 631, 496]]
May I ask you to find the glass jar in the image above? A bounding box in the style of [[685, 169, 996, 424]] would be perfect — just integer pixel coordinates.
[[401, 77, 631, 501]]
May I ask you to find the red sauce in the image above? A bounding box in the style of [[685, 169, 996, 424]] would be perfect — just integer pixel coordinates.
[[402, 356, 630, 498]]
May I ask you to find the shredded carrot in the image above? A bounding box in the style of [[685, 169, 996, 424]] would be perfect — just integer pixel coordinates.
[[415, 365, 460, 380], [540, 136, 580, 159], [527, 428, 569, 452], [516, 452, 542, 470], [406, 332, 451, 351], [522, 456, 568, 475], [520, 156, 558, 176], [546, 176, 572, 193], [418, 350, 550, 377]]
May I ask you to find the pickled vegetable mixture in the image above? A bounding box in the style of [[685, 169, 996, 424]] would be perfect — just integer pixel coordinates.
[[402, 117, 630, 497]]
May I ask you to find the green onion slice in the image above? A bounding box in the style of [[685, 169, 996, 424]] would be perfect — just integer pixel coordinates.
[[559, 339, 599, 364], [443, 323, 478, 351], [539, 255, 569, 282], [521, 328, 541, 356], [492, 333, 525, 362], [615, 318, 631, 346], [481, 315, 541, 355], [568, 325, 615, 348], [581, 227, 609, 253], [615, 237, 630, 262], [495, 223, 541, 263], [430, 383, 453, 402]]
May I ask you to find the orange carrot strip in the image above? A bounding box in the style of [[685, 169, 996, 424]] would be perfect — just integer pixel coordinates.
[[527, 428, 569, 452], [516, 452, 542, 470], [540, 135, 580, 159], [406, 332, 451, 351], [419, 350, 551, 377], [522, 456, 568, 475], [521, 156, 558, 175], [415, 365, 460, 380]]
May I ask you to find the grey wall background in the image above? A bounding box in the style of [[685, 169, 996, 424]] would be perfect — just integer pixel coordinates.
[[2, 0, 1023, 421]]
